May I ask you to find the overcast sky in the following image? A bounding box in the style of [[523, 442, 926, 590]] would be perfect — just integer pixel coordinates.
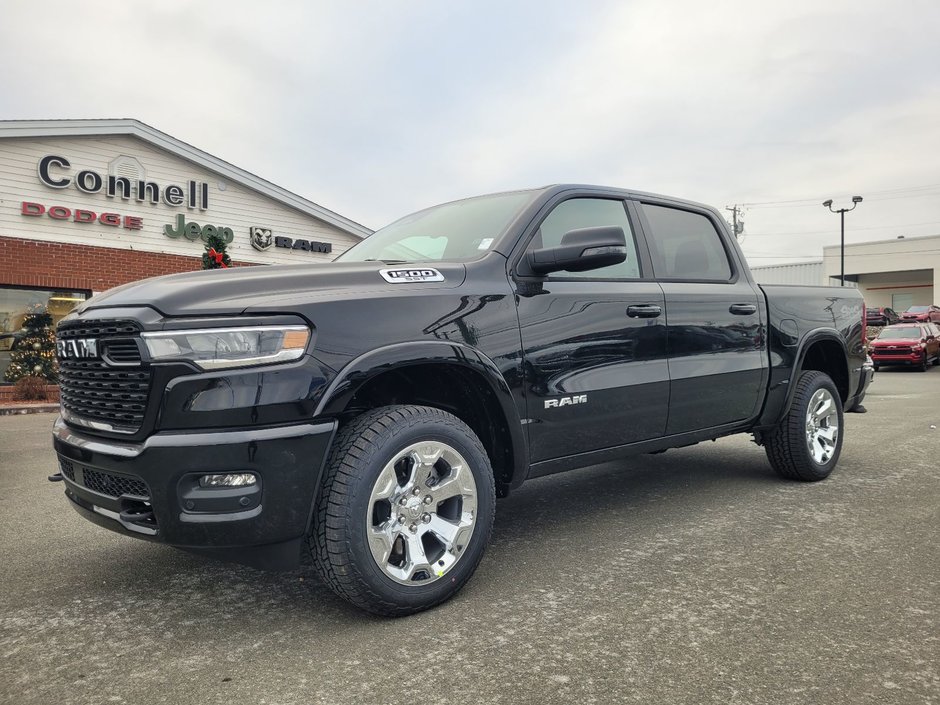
[[2, 0, 939, 265]]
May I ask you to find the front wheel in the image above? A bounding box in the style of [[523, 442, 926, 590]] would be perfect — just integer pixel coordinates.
[[310, 405, 495, 616], [764, 370, 844, 481]]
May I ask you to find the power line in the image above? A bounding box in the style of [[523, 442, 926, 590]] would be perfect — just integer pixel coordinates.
[[743, 248, 940, 259], [739, 183, 940, 208], [743, 220, 940, 237]]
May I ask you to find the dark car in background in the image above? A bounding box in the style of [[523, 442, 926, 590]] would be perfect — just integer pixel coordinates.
[[866, 307, 901, 326], [870, 323, 940, 371], [900, 305, 940, 323]]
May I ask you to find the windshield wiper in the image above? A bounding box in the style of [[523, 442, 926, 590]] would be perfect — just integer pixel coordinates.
[[363, 259, 409, 264]]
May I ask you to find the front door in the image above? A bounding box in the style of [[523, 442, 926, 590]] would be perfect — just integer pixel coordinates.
[[514, 196, 669, 463]]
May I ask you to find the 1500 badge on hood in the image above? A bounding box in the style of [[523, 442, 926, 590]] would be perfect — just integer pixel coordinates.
[[380, 268, 445, 283]]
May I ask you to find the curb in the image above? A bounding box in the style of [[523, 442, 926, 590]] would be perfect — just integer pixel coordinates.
[[0, 404, 59, 416]]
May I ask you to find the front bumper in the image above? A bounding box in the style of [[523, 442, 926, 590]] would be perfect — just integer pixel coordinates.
[[871, 351, 926, 366], [53, 417, 336, 569]]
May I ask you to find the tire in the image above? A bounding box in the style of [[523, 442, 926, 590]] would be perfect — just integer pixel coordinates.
[[918, 355, 928, 372], [873, 365, 880, 372], [764, 370, 844, 481], [310, 405, 496, 616]]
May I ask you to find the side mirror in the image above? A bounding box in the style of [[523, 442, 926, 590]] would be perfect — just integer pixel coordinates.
[[525, 226, 627, 275]]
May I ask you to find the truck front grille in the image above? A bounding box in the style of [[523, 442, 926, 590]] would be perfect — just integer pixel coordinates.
[[59, 360, 151, 431], [58, 320, 141, 339], [57, 319, 150, 434]]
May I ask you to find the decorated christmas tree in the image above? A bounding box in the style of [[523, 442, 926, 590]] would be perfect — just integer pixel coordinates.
[[4, 304, 58, 383], [202, 229, 232, 269]]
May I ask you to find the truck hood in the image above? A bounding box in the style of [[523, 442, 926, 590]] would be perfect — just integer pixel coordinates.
[[872, 337, 922, 345], [76, 261, 468, 317]]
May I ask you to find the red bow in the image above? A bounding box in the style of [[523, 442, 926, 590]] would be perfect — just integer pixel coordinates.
[[207, 248, 228, 268]]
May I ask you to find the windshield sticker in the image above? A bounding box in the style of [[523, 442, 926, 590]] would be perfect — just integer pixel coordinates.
[[380, 268, 445, 284], [477, 238, 494, 250]]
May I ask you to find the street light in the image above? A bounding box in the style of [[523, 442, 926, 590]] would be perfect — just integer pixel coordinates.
[[823, 196, 863, 286]]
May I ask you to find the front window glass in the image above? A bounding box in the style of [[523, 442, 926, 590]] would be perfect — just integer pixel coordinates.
[[906, 306, 928, 313], [337, 191, 535, 263], [876, 327, 923, 340], [530, 198, 641, 279], [0, 288, 89, 382]]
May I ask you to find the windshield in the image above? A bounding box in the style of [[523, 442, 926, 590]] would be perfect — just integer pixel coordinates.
[[336, 191, 535, 263], [905, 306, 928, 313], [876, 327, 923, 339]]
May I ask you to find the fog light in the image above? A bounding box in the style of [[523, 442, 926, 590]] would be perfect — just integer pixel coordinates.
[[199, 473, 257, 488]]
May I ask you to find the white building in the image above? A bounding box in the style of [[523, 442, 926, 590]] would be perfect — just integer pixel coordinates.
[[749, 260, 849, 288], [0, 118, 371, 381], [823, 235, 940, 311], [749, 235, 939, 311]]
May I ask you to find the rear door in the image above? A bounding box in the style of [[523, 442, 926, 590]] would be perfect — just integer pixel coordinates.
[[635, 200, 767, 435], [514, 195, 669, 463]]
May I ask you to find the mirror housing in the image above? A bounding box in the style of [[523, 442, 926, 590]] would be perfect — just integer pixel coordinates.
[[525, 226, 627, 275]]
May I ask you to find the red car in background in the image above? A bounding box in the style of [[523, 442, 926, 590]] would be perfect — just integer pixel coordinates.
[[901, 305, 940, 323], [870, 323, 940, 372]]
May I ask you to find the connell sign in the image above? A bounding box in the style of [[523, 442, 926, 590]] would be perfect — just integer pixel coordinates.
[[38, 155, 210, 210]]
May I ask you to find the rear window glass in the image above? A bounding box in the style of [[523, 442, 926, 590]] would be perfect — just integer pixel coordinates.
[[641, 204, 732, 281]]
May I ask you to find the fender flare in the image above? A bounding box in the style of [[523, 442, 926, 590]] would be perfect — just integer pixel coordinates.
[[314, 340, 528, 487], [777, 328, 849, 422]]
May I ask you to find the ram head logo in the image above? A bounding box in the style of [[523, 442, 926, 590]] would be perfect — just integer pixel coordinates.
[[250, 226, 273, 251]]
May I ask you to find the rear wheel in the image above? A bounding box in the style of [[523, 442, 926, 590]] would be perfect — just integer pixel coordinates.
[[764, 370, 843, 481], [310, 405, 495, 616]]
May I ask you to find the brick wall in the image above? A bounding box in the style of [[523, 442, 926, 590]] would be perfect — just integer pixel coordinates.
[[1, 235, 254, 292], [0, 384, 59, 403]]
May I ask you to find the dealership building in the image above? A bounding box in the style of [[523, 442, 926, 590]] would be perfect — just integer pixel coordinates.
[[751, 235, 940, 311], [0, 119, 370, 380]]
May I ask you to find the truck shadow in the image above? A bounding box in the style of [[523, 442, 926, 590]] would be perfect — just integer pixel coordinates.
[[66, 441, 781, 625]]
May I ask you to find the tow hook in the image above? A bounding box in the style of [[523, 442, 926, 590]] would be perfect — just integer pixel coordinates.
[[47, 472, 63, 482], [119, 498, 155, 525]]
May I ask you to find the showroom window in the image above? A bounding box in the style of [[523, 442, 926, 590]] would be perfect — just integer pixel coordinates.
[[0, 287, 89, 382]]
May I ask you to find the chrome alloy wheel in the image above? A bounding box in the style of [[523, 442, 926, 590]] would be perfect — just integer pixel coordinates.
[[366, 441, 478, 585], [804, 388, 839, 464]]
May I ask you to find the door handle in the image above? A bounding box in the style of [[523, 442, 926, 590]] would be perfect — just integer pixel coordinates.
[[627, 304, 662, 318], [729, 303, 757, 315]]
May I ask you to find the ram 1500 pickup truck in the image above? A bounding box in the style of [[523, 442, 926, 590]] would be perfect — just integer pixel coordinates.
[[51, 185, 872, 615]]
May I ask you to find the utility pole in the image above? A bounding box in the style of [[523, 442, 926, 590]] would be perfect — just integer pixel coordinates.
[[725, 205, 744, 240]]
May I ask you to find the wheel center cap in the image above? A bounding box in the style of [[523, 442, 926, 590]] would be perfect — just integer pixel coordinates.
[[405, 496, 423, 519]]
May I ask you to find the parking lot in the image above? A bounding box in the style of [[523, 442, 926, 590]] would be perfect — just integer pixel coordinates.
[[1, 369, 938, 705]]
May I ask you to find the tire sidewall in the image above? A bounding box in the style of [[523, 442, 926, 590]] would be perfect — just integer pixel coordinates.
[[342, 412, 495, 609], [794, 373, 844, 478]]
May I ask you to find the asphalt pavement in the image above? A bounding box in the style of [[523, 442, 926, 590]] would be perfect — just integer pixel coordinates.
[[1, 369, 938, 705]]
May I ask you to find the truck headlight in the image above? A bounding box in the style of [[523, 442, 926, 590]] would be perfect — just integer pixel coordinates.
[[141, 326, 310, 370]]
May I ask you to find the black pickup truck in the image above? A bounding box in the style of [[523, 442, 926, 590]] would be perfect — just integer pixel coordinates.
[[52, 185, 872, 615]]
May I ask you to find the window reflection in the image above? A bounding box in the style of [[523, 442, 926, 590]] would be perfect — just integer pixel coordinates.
[[0, 288, 89, 382]]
